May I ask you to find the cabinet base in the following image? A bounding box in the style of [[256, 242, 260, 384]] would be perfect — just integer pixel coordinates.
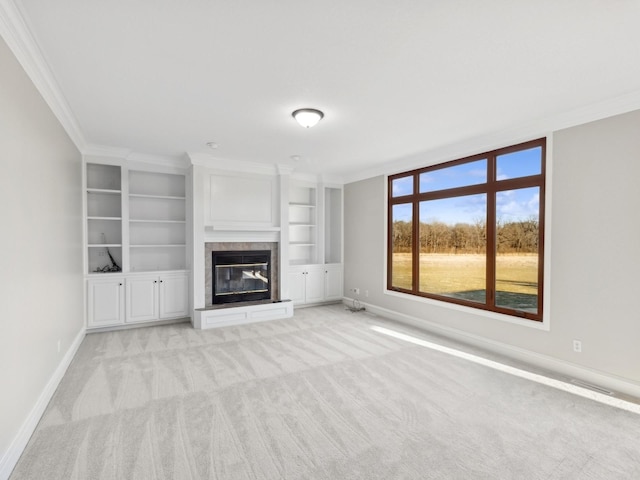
[[193, 300, 294, 329]]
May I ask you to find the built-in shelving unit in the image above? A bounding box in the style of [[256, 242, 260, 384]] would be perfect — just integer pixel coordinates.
[[286, 179, 344, 306], [84, 161, 190, 329], [86, 164, 123, 274], [324, 187, 343, 264], [85, 165, 188, 274], [128, 170, 187, 272], [288, 182, 318, 265]]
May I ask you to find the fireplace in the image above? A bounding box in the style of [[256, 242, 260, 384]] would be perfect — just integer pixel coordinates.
[[212, 250, 271, 305]]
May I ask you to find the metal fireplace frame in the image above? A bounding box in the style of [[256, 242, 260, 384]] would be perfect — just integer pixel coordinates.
[[211, 250, 271, 305]]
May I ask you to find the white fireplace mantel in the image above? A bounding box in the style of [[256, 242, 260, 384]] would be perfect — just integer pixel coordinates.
[[203, 225, 281, 243], [188, 155, 343, 328], [189, 158, 293, 320]]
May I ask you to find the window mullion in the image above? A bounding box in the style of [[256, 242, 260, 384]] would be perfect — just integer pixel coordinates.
[[412, 175, 420, 293], [486, 156, 497, 307]]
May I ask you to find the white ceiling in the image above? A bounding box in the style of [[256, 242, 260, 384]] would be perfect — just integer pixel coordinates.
[[10, 0, 640, 179]]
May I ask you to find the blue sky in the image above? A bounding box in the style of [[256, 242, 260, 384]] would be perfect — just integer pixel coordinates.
[[392, 146, 541, 224], [393, 187, 540, 225]]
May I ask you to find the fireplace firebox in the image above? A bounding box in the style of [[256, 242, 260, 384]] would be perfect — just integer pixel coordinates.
[[212, 250, 271, 304]]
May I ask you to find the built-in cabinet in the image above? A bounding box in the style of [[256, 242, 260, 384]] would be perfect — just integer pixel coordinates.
[[125, 273, 189, 323], [84, 160, 189, 329], [288, 263, 343, 305], [324, 263, 344, 301], [287, 180, 343, 306], [87, 276, 125, 327], [288, 265, 325, 304]]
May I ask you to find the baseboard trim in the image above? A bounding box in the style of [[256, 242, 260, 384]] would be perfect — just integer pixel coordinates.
[[0, 326, 86, 480], [344, 298, 640, 401]]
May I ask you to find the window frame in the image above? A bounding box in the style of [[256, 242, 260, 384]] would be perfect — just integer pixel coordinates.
[[387, 138, 546, 322]]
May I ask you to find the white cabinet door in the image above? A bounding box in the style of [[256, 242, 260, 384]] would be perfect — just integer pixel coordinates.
[[87, 277, 125, 327], [159, 274, 189, 319], [324, 264, 343, 301], [126, 276, 158, 323], [288, 266, 306, 304], [305, 265, 325, 304]]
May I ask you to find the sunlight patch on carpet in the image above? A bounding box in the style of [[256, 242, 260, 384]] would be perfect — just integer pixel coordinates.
[[370, 325, 640, 415]]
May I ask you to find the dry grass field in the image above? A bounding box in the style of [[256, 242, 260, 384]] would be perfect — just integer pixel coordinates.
[[392, 253, 538, 311]]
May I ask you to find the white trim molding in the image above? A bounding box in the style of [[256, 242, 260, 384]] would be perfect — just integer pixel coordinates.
[[0, 0, 86, 151], [344, 298, 640, 401], [0, 326, 86, 480]]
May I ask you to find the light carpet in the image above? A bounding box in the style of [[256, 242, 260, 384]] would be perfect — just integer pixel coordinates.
[[11, 304, 640, 479]]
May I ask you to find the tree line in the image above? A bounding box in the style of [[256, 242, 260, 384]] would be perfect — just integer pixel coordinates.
[[392, 219, 539, 254]]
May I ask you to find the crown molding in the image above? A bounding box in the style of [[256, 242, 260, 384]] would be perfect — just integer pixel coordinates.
[[82, 144, 132, 160], [276, 164, 295, 175], [0, 0, 86, 150], [342, 89, 640, 184], [126, 151, 188, 169], [319, 173, 344, 186], [83, 144, 188, 169]]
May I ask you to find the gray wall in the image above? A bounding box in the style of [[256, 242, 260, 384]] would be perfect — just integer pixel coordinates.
[[344, 109, 640, 388], [0, 36, 83, 469]]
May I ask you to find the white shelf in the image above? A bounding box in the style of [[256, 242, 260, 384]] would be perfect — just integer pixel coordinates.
[[129, 170, 185, 197], [289, 203, 315, 208], [129, 195, 185, 222], [88, 244, 122, 248], [87, 163, 121, 190], [130, 244, 186, 248], [206, 225, 281, 232], [290, 242, 316, 246], [290, 223, 316, 227], [88, 216, 122, 221], [87, 188, 121, 195], [129, 193, 186, 200], [130, 219, 186, 224]]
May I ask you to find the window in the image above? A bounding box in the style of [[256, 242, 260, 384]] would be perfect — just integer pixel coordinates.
[[387, 139, 546, 321]]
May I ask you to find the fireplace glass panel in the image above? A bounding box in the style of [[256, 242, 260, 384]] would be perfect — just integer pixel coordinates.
[[212, 250, 271, 304]]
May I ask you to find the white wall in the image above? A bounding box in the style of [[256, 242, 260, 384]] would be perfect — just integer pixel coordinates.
[[344, 109, 640, 394], [0, 36, 83, 477]]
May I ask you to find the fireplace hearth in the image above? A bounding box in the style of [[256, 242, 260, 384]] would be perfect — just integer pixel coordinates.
[[212, 250, 271, 304]]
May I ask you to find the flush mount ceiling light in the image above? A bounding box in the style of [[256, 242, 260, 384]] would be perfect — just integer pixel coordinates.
[[292, 108, 324, 128]]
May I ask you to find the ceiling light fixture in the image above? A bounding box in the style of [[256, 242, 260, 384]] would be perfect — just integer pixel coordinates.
[[292, 108, 324, 128], [206, 141, 218, 149]]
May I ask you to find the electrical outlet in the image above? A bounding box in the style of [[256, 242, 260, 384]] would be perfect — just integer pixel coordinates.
[[573, 340, 582, 353], [57, 340, 61, 353], [365, 290, 369, 297]]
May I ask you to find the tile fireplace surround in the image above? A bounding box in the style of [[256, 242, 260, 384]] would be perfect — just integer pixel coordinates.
[[204, 242, 279, 307]]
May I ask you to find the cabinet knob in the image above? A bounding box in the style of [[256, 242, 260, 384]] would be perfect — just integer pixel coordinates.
[[160, 280, 163, 283], [119, 283, 123, 286], [154, 280, 157, 283]]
